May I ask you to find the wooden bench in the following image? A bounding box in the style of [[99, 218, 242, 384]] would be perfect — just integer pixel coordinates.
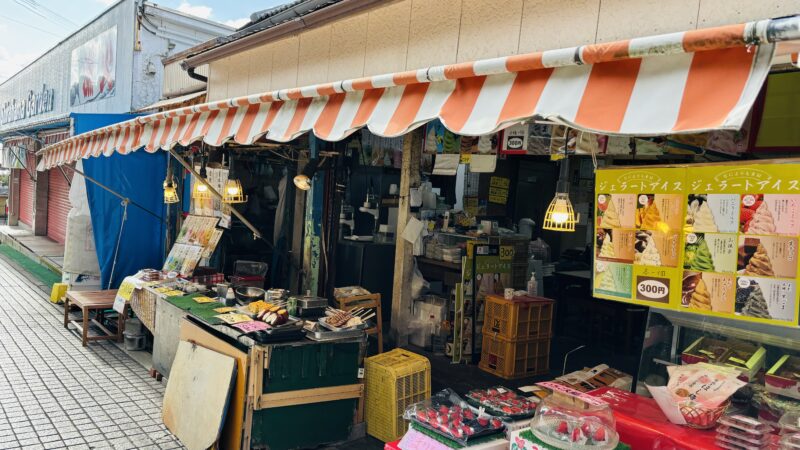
[[64, 290, 125, 347]]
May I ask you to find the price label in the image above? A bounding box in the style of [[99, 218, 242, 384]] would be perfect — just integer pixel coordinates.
[[499, 245, 515, 260]]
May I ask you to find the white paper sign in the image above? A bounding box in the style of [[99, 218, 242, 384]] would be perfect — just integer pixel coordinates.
[[402, 217, 424, 244]]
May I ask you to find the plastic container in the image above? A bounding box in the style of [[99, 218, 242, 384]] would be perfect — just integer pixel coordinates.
[[466, 386, 537, 419], [780, 411, 800, 435], [780, 433, 800, 449], [123, 331, 146, 351], [718, 415, 772, 434], [404, 389, 505, 445], [530, 392, 619, 449], [716, 425, 771, 446], [365, 349, 431, 442], [479, 334, 550, 379], [482, 294, 554, 340]]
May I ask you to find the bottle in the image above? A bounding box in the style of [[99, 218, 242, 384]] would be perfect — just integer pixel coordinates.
[[527, 272, 538, 297]]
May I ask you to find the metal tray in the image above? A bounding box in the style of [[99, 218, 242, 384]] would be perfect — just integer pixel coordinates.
[[305, 328, 365, 342], [319, 316, 370, 332]]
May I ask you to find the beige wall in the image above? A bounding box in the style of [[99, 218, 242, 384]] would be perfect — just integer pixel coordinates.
[[207, 0, 797, 101], [163, 62, 208, 98]]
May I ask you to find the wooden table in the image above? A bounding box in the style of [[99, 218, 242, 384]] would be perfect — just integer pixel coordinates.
[[64, 290, 123, 346]]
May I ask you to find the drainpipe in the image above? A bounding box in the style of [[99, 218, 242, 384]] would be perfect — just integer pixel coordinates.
[[184, 65, 208, 83]]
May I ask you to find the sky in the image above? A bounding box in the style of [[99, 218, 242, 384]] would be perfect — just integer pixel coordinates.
[[0, 0, 288, 82]]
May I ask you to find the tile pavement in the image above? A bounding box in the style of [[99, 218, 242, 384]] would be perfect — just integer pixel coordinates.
[[0, 255, 185, 449]]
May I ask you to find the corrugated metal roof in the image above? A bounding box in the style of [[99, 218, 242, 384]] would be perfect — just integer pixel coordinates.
[[168, 0, 343, 65]]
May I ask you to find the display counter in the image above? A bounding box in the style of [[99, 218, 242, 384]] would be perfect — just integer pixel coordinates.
[[588, 386, 718, 450], [178, 316, 366, 450]]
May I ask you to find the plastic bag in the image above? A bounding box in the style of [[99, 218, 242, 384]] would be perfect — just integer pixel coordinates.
[[403, 388, 505, 445]]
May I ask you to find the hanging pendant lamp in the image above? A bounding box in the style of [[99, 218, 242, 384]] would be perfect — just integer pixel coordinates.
[[222, 151, 247, 204], [163, 161, 179, 204], [192, 154, 212, 200], [542, 128, 577, 232]]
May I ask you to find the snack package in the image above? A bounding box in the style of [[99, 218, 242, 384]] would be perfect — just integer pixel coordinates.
[[666, 363, 747, 409], [466, 386, 537, 419], [404, 389, 506, 445]]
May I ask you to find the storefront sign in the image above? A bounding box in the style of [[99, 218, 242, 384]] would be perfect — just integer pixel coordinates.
[[594, 163, 800, 327], [0, 84, 55, 124]]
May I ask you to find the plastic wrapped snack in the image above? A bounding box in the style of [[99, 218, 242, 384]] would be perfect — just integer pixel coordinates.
[[530, 389, 619, 449], [466, 386, 538, 419], [404, 388, 506, 445]]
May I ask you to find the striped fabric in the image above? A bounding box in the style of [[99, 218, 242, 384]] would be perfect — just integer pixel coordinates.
[[37, 20, 782, 171]]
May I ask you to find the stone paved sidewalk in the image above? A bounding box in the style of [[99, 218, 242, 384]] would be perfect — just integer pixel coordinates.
[[0, 254, 185, 450]]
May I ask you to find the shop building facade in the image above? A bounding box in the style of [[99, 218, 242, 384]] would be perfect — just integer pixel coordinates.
[[0, 0, 231, 243]]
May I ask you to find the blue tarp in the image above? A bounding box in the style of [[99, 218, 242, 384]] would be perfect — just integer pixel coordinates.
[[73, 113, 166, 289]]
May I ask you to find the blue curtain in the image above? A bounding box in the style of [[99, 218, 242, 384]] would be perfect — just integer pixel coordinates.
[[73, 114, 167, 289]]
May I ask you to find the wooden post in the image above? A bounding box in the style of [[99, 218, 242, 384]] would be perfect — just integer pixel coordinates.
[[390, 128, 423, 347], [302, 136, 324, 295], [290, 157, 308, 294]]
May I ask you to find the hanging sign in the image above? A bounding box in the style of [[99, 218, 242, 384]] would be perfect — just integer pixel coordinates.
[[594, 163, 800, 327]]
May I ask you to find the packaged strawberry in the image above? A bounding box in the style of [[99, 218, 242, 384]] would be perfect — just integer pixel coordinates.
[[404, 388, 506, 445], [466, 386, 538, 419]]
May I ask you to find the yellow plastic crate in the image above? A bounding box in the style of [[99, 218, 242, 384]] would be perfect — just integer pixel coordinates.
[[365, 348, 431, 442]]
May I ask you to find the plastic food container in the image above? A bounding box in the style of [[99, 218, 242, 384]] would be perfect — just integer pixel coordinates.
[[780, 412, 800, 435], [530, 391, 619, 449]]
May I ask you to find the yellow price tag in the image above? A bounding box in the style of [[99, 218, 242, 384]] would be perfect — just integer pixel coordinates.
[[193, 296, 217, 304], [216, 313, 253, 324]]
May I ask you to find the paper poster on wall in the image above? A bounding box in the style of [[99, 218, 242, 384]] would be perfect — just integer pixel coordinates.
[[70, 26, 117, 106], [595, 163, 800, 327], [594, 167, 686, 309]]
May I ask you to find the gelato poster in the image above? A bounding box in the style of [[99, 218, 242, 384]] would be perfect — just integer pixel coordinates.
[[595, 163, 800, 327]]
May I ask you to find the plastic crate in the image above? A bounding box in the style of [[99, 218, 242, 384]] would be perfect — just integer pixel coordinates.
[[482, 294, 554, 340], [479, 334, 550, 379], [365, 349, 431, 442]]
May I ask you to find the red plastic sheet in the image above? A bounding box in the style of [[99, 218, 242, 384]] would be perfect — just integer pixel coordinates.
[[587, 387, 719, 450]]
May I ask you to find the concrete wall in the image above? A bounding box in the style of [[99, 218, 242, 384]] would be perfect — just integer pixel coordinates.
[[206, 0, 798, 101]]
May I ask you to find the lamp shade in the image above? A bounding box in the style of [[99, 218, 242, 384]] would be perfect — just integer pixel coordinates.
[[542, 192, 577, 232], [294, 158, 320, 191], [192, 179, 212, 200], [222, 178, 247, 203], [163, 176, 179, 204]]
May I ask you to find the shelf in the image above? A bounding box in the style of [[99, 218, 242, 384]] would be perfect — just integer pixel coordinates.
[[416, 257, 462, 271], [651, 307, 800, 351]]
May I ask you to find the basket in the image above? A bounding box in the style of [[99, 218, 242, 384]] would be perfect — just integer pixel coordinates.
[[365, 349, 431, 442], [680, 400, 730, 429], [130, 287, 159, 332], [483, 294, 554, 340], [479, 334, 550, 379]]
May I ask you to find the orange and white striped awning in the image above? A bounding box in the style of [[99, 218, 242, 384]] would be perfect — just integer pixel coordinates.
[[38, 16, 800, 171]]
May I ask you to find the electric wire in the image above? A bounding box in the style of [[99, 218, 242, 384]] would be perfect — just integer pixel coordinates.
[[0, 13, 61, 37]]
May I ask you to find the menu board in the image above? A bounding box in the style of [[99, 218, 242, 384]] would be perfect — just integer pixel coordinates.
[[594, 163, 800, 327]]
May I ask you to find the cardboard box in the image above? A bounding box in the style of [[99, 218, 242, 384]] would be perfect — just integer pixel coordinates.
[[766, 355, 800, 400]]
